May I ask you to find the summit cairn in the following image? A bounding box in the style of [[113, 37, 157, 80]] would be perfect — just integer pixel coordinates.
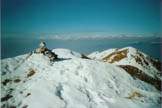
[[35, 41, 47, 54], [35, 41, 58, 61]]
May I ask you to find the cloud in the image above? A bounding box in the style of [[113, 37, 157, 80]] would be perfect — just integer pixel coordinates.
[[39, 32, 160, 40]]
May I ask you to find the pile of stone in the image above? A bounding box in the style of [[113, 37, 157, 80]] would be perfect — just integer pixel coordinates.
[[35, 41, 58, 61]]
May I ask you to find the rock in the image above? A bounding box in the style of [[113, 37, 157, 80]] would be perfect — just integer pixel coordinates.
[[45, 50, 58, 61], [35, 41, 58, 61], [35, 47, 47, 54]]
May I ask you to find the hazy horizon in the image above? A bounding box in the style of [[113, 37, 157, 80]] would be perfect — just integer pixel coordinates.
[[2, 36, 161, 60]]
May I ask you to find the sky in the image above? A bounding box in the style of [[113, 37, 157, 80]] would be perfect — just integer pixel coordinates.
[[1, 0, 161, 37]]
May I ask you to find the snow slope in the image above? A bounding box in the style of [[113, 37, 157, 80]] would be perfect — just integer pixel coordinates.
[[1, 48, 161, 108], [88, 47, 161, 80], [52, 48, 82, 59]]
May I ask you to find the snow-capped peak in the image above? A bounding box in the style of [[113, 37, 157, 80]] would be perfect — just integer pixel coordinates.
[[88, 47, 161, 88]]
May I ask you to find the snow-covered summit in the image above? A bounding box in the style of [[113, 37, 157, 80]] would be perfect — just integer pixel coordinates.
[[88, 47, 161, 78], [1, 47, 161, 108], [89, 47, 161, 89]]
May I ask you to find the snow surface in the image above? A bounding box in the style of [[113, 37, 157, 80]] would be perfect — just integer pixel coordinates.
[[88, 48, 117, 60], [1, 48, 161, 108], [52, 48, 82, 59]]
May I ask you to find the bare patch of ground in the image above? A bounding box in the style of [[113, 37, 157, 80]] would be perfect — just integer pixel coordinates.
[[27, 69, 36, 78], [103, 49, 128, 63], [127, 91, 143, 99], [119, 65, 161, 90]]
